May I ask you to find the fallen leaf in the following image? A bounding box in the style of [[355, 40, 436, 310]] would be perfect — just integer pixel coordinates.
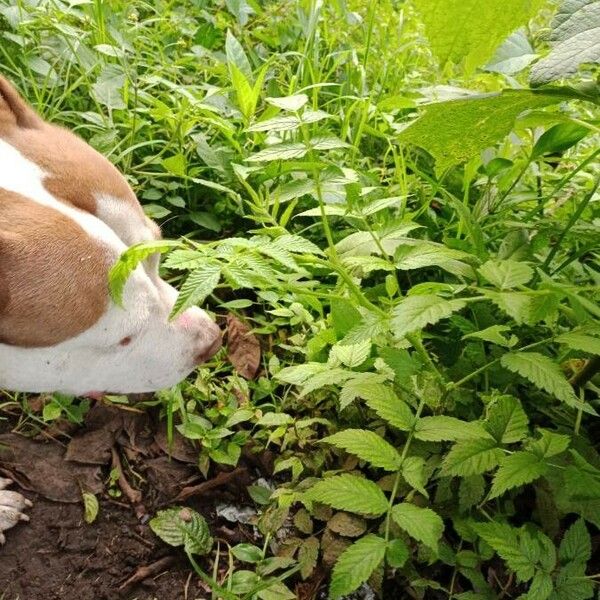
[[226, 314, 261, 379], [327, 512, 367, 538]]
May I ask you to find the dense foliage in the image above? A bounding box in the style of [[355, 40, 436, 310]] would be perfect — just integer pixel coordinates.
[[1, 0, 599, 598]]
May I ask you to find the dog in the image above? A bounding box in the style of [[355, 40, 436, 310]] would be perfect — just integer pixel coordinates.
[[0, 76, 222, 542]]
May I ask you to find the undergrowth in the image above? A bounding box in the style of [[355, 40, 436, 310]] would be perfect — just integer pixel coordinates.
[[1, 0, 600, 599]]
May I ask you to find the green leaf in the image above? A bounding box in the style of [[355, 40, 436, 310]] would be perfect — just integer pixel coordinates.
[[150, 507, 213, 555], [391, 503, 444, 552], [556, 331, 600, 355], [483, 290, 534, 324], [272, 234, 324, 256], [330, 297, 363, 339], [266, 94, 309, 111], [559, 519, 591, 565], [414, 416, 491, 442], [478, 259, 534, 289], [531, 122, 591, 159], [231, 543, 263, 563], [500, 352, 581, 408], [472, 522, 535, 582], [443, 437, 504, 476], [485, 395, 529, 444], [530, 0, 600, 85], [170, 263, 221, 319], [463, 325, 517, 348], [489, 451, 548, 499], [109, 241, 180, 306], [226, 29, 252, 81], [82, 492, 99, 524], [356, 384, 415, 431], [485, 28, 537, 75], [246, 142, 307, 162], [329, 535, 387, 599], [528, 571, 554, 600], [329, 341, 371, 368], [391, 294, 466, 338], [306, 474, 388, 516], [322, 429, 402, 471], [386, 539, 410, 568], [394, 242, 473, 273], [414, 0, 546, 73], [161, 153, 187, 177], [528, 430, 570, 459], [402, 456, 429, 497], [398, 90, 571, 175]]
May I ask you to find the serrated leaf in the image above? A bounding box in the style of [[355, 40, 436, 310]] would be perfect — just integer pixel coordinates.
[[271, 234, 324, 256], [109, 241, 180, 306], [327, 513, 367, 538], [530, 0, 600, 85], [528, 571, 554, 600], [170, 263, 221, 318], [415, 416, 491, 442], [478, 259, 534, 289], [402, 456, 429, 497], [489, 451, 548, 499], [310, 136, 349, 151], [559, 519, 591, 565], [357, 384, 415, 431], [556, 332, 600, 355], [395, 242, 473, 273], [443, 437, 504, 476], [399, 90, 571, 175], [483, 290, 533, 324], [391, 294, 467, 338], [306, 474, 388, 516], [386, 539, 410, 568], [329, 535, 387, 599], [82, 492, 99, 524], [391, 503, 444, 552], [500, 352, 580, 408], [414, 0, 546, 73], [322, 429, 402, 471], [329, 341, 371, 368], [472, 522, 535, 582], [150, 507, 213, 555], [528, 430, 570, 459], [299, 536, 319, 580], [485, 395, 529, 444]]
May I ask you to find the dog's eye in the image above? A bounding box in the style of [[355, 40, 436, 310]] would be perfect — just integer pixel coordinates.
[[119, 336, 132, 347]]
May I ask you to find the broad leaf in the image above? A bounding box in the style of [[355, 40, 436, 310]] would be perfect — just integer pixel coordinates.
[[355, 383, 415, 431], [559, 519, 591, 564], [225, 30, 252, 81], [556, 331, 600, 355], [472, 522, 536, 582], [322, 429, 402, 471], [391, 503, 444, 552], [485, 395, 529, 444], [414, 0, 545, 73], [485, 28, 537, 75], [443, 438, 504, 476], [402, 456, 429, 497], [398, 90, 573, 174], [329, 535, 387, 599], [530, 0, 600, 85], [329, 341, 372, 368], [150, 507, 213, 555], [392, 294, 466, 338], [531, 122, 591, 159], [414, 416, 491, 442], [500, 352, 581, 408], [306, 474, 388, 516], [489, 451, 548, 499], [478, 259, 534, 290]]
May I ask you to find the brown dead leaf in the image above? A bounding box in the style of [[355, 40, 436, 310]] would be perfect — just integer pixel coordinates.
[[226, 314, 261, 379], [327, 512, 367, 538]]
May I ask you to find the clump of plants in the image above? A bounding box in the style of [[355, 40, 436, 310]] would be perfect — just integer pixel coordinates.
[[3, 0, 600, 598]]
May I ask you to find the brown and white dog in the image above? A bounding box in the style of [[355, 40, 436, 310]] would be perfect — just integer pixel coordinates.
[[0, 77, 222, 542]]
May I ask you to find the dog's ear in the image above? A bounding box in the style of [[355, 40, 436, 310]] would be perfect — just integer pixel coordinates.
[[0, 76, 43, 129]]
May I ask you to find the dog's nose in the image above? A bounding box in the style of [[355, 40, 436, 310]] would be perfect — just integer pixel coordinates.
[[195, 322, 222, 364]]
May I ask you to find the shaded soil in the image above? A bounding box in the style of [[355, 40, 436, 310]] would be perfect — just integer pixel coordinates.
[[0, 401, 262, 600]]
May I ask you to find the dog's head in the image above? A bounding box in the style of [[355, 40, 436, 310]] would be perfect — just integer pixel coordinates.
[[0, 77, 221, 395]]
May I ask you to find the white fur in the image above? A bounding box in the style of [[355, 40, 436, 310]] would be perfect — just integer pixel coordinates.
[[0, 140, 220, 394]]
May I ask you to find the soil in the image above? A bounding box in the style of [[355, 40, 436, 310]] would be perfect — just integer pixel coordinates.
[[0, 400, 262, 600]]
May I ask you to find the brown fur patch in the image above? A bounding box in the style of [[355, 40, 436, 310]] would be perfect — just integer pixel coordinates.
[[0, 76, 143, 219], [0, 191, 109, 347]]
